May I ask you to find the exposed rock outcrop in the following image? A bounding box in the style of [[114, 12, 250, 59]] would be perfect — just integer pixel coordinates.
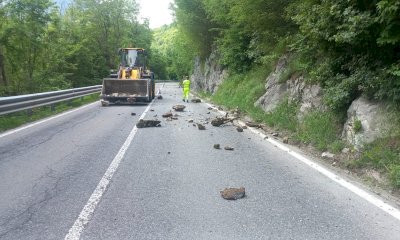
[[255, 56, 325, 116], [342, 96, 392, 149], [191, 50, 228, 94]]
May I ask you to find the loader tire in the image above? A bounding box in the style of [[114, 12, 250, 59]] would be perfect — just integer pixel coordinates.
[[152, 80, 155, 99], [147, 85, 152, 102]]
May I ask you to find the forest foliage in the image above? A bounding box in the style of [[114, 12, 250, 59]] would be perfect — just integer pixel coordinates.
[[0, 0, 152, 95], [1, 0, 399, 107], [151, 24, 194, 80], [172, 0, 400, 108]]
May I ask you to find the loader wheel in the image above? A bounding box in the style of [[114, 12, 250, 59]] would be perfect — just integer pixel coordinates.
[[151, 74, 155, 99], [152, 81, 155, 99], [147, 85, 152, 102]]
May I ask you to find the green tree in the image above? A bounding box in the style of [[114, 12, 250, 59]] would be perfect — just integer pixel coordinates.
[[173, 0, 296, 71], [173, 0, 218, 58], [206, 0, 295, 67], [152, 24, 194, 80], [58, 0, 152, 87], [0, 2, 7, 93], [290, 0, 400, 107], [1, 0, 56, 94]]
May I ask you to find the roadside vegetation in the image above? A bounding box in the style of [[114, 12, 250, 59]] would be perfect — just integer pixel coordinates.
[[0, 93, 99, 133], [169, 0, 400, 190], [211, 73, 343, 152]]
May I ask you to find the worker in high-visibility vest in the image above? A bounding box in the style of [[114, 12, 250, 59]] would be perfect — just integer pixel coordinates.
[[182, 76, 191, 102]]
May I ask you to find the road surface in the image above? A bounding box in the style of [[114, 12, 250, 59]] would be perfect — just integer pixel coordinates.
[[1, 82, 400, 239]]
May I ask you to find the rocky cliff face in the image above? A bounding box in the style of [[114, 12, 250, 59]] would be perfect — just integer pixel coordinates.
[[255, 56, 325, 117], [193, 52, 395, 150], [255, 55, 395, 149], [191, 51, 228, 94]]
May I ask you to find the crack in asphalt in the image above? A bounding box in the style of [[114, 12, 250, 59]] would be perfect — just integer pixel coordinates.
[[0, 167, 80, 239], [0, 110, 99, 164]]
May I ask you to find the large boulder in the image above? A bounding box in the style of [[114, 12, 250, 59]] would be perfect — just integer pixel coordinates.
[[342, 96, 392, 149]]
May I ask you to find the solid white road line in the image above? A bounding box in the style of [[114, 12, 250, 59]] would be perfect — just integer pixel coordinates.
[[65, 93, 160, 239], [0, 102, 99, 139], [65, 102, 154, 240], [204, 102, 400, 222]]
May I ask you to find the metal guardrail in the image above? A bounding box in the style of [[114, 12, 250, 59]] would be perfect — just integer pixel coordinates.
[[0, 85, 102, 115]]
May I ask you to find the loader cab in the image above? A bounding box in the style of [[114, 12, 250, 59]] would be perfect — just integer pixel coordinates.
[[119, 48, 146, 69]]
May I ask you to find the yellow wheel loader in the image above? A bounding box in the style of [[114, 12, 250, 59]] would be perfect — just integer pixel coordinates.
[[100, 48, 155, 105]]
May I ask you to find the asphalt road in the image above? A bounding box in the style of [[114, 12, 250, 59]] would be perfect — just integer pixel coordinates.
[[1, 82, 400, 240]]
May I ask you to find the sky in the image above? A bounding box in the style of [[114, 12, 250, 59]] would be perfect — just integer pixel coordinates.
[[138, 0, 174, 29]]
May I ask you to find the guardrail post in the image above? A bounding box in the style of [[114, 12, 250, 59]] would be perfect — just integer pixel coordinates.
[[27, 109, 32, 117], [51, 104, 55, 112]]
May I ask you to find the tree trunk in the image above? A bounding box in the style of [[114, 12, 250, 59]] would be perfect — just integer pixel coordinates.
[[0, 50, 7, 88]]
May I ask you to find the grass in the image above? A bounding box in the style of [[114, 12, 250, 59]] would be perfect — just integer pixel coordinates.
[[196, 90, 213, 99], [263, 99, 298, 132], [212, 66, 269, 112], [348, 137, 400, 188], [296, 111, 343, 151], [0, 93, 99, 133]]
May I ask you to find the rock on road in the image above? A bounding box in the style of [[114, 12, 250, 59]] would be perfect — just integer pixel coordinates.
[[0, 82, 400, 239]]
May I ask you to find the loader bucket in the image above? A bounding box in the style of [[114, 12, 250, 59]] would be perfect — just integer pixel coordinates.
[[100, 78, 151, 103]]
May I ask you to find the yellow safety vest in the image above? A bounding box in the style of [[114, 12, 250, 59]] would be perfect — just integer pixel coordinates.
[[183, 79, 191, 90]]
